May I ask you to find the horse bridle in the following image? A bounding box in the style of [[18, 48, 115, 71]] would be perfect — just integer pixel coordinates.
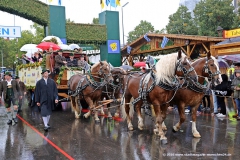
[[176, 57, 195, 80], [98, 63, 112, 82], [202, 58, 221, 80]]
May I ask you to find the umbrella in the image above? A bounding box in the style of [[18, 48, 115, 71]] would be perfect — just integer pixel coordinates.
[[20, 44, 42, 53], [25, 51, 34, 58], [42, 36, 63, 45], [133, 61, 146, 68], [222, 55, 240, 62], [37, 42, 60, 51], [218, 59, 229, 68], [59, 44, 72, 50], [69, 44, 80, 50], [120, 65, 133, 71]]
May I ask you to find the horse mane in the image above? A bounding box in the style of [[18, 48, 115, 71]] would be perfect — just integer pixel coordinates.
[[91, 61, 108, 72], [155, 52, 186, 84]]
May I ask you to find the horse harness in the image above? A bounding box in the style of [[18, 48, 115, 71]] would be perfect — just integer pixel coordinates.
[[187, 58, 220, 93]]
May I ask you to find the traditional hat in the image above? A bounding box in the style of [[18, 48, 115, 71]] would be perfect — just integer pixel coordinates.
[[58, 49, 63, 52], [4, 72, 12, 77], [41, 69, 50, 74], [69, 53, 74, 56], [15, 76, 20, 79]]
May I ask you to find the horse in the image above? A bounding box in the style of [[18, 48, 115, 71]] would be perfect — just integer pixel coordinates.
[[68, 61, 113, 122], [121, 50, 198, 142], [161, 52, 221, 138], [100, 67, 127, 119]]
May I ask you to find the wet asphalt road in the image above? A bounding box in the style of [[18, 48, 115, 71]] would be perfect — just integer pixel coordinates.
[[0, 102, 240, 160]]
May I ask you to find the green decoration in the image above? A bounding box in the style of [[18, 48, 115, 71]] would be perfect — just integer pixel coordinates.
[[56, 66, 82, 85], [0, 0, 49, 26], [66, 23, 107, 44]]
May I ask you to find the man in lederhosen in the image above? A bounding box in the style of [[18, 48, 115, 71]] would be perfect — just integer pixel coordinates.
[[0, 72, 20, 124], [15, 76, 27, 113], [34, 69, 58, 132]]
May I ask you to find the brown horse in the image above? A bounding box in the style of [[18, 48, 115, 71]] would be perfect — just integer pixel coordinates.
[[121, 50, 198, 142], [161, 52, 221, 138], [68, 61, 113, 122], [100, 67, 127, 119]]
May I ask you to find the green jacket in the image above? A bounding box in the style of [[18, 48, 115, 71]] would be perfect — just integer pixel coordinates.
[[0, 80, 20, 100], [231, 77, 240, 99]]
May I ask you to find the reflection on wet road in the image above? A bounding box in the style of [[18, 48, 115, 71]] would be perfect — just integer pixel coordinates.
[[0, 103, 240, 160]]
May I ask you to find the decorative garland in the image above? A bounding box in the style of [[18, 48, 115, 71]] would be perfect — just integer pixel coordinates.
[[66, 23, 107, 44], [0, 0, 49, 26], [16, 62, 41, 71], [56, 66, 82, 85]]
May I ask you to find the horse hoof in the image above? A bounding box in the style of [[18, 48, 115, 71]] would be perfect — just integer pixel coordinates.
[[75, 116, 80, 119], [172, 126, 178, 133], [114, 113, 119, 118], [193, 133, 201, 138], [161, 139, 168, 145], [128, 126, 133, 131], [138, 126, 143, 130], [95, 119, 100, 123], [108, 117, 113, 120]]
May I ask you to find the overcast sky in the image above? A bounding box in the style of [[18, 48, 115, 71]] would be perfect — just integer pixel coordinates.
[[0, 0, 180, 44]]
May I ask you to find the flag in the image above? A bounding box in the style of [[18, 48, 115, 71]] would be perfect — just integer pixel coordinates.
[[116, 0, 121, 6], [144, 34, 151, 42], [106, 0, 110, 6], [48, 0, 53, 3], [100, 0, 105, 9], [127, 46, 132, 54], [161, 36, 169, 48], [58, 0, 61, 6], [110, 0, 117, 7]]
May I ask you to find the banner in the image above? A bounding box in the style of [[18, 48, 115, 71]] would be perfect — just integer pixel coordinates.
[[0, 26, 21, 38], [108, 40, 120, 53], [18, 66, 42, 87]]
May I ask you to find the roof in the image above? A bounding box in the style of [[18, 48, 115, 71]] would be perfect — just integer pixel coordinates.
[[122, 33, 225, 53], [215, 37, 240, 45]]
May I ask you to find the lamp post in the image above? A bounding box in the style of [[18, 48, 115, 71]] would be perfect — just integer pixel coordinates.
[[216, 26, 223, 37], [122, 2, 129, 47]]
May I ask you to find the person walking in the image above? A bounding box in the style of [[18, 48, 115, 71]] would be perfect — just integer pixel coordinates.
[[215, 74, 232, 118], [15, 76, 27, 113], [34, 69, 58, 131], [232, 69, 240, 120], [0, 72, 20, 124]]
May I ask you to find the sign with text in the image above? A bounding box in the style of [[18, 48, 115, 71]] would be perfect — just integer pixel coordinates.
[[18, 66, 42, 87], [0, 26, 21, 38], [223, 28, 240, 38], [108, 40, 120, 53]]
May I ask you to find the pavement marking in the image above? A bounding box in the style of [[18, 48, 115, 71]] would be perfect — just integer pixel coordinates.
[[17, 115, 75, 160]]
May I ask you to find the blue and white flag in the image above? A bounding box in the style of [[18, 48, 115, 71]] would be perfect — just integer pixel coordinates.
[[161, 36, 169, 48], [58, 0, 61, 6], [106, 0, 110, 6], [110, 0, 117, 7], [144, 34, 151, 42], [127, 46, 132, 54]]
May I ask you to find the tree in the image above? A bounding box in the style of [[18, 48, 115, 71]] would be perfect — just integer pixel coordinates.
[[194, 0, 236, 36], [92, 18, 99, 24], [66, 18, 75, 24], [166, 6, 198, 35], [127, 20, 155, 43]]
